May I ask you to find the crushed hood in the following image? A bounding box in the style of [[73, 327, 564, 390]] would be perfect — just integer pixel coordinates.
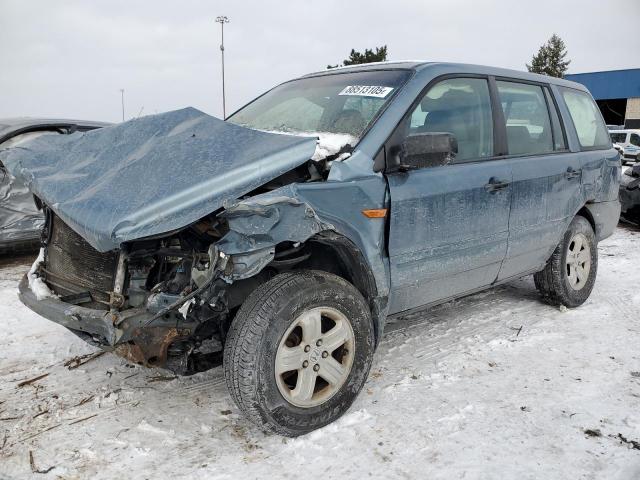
[[0, 107, 317, 252]]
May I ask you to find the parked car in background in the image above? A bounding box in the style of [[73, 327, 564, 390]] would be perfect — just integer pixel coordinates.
[[0, 118, 109, 254], [609, 129, 640, 164], [620, 163, 640, 224], [2, 62, 620, 436]]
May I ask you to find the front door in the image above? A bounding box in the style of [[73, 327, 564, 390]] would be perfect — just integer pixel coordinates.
[[386, 77, 512, 314]]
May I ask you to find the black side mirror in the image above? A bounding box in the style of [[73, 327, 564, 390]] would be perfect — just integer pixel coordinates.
[[388, 132, 458, 172]]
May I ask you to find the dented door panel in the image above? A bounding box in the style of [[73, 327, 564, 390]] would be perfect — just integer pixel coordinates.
[[579, 149, 621, 203]]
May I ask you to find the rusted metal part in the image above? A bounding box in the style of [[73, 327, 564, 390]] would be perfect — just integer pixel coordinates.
[[114, 327, 191, 367], [109, 292, 125, 309]]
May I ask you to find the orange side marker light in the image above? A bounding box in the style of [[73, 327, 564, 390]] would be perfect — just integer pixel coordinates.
[[361, 209, 387, 219]]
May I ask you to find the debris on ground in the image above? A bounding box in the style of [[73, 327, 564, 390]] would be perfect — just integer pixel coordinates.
[[63, 351, 106, 370], [29, 450, 54, 474], [16, 373, 49, 388], [616, 433, 640, 450]]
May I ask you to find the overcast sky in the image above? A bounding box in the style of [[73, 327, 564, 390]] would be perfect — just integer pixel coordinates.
[[1, 0, 639, 123]]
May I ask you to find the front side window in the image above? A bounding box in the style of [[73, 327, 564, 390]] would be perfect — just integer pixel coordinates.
[[228, 70, 411, 140], [407, 77, 494, 161], [497, 81, 554, 156], [630, 133, 640, 147], [560, 88, 611, 149]]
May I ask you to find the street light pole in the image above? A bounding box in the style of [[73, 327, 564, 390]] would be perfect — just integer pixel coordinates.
[[215, 15, 229, 119], [120, 89, 125, 122]]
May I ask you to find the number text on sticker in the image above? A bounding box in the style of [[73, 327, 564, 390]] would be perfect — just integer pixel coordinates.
[[338, 85, 394, 98]]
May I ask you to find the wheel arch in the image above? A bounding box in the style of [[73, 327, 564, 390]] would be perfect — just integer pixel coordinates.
[[577, 201, 620, 242], [576, 205, 597, 234], [298, 231, 384, 345]]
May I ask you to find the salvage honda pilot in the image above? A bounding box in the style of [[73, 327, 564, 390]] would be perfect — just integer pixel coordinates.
[[1, 62, 620, 436]]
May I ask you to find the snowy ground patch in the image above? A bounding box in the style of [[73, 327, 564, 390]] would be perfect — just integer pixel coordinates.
[[0, 225, 639, 479]]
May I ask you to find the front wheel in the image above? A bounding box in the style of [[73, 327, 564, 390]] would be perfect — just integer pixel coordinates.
[[534, 215, 598, 307], [223, 270, 374, 436]]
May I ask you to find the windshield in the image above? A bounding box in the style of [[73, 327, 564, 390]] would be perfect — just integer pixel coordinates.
[[228, 70, 411, 142]]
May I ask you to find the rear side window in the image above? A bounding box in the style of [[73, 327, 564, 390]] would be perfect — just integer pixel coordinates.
[[560, 88, 611, 149], [630, 133, 640, 147], [610, 132, 627, 143], [544, 88, 567, 151], [408, 77, 494, 161], [496, 81, 554, 156]]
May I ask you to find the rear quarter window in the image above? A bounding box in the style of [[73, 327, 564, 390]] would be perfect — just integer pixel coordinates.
[[560, 88, 610, 150]]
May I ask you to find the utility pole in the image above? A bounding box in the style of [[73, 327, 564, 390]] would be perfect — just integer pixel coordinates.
[[120, 89, 125, 122], [215, 15, 229, 118]]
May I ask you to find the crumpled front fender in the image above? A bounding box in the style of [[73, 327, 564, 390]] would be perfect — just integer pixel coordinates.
[[217, 187, 334, 280]]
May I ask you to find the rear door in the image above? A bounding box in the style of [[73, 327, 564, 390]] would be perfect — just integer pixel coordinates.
[[386, 76, 512, 314], [495, 80, 584, 280]]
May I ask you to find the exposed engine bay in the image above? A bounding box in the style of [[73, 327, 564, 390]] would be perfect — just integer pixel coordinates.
[[32, 160, 343, 375]]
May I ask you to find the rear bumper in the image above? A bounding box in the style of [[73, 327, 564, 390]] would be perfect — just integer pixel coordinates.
[[584, 200, 621, 242], [18, 274, 119, 344]]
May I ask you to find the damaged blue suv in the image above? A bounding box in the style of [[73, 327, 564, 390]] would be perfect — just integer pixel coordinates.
[[2, 62, 620, 436]]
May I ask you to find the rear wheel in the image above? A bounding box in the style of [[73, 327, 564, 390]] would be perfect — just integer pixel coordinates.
[[223, 270, 374, 436], [534, 215, 598, 307]]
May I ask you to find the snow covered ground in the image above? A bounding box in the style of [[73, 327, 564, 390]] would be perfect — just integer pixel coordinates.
[[0, 225, 639, 479]]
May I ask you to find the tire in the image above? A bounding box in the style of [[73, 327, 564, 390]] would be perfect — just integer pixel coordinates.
[[223, 270, 375, 436], [534, 215, 598, 308]]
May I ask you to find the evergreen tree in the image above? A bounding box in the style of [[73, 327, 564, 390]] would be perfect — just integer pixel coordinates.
[[526, 34, 571, 78], [327, 46, 388, 69]]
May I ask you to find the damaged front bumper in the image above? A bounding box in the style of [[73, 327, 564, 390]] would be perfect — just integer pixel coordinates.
[[18, 274, 202, 370], [19, 274, 119, 343]]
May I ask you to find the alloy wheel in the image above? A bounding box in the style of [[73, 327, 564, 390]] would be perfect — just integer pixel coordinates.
[[275, 306, 355, 408]]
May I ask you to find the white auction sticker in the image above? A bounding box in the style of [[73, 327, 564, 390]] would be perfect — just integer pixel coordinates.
[[338, 85, 394, 98]]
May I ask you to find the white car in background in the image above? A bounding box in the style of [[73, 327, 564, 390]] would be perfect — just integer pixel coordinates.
[[609, 129, 640, 164]]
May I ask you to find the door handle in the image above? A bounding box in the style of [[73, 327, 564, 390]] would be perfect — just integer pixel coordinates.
[[565, 167, 581, 179], [484, 177, 510, 193]]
